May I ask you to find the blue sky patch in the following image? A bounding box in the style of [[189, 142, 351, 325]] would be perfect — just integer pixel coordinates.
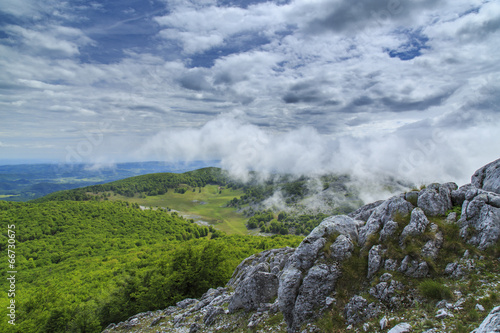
[[387, 29, 430, 61]]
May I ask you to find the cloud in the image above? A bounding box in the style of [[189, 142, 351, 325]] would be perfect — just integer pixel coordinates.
[[0, 0, 498, 188], [137, 113, 500, 192]]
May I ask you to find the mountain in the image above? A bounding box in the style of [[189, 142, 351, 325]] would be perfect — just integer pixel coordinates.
[[102, 158, 500, 333]]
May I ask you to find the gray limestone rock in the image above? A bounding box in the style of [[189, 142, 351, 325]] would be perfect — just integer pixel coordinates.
[[189, 323, 201, 333], [344, 296, 368, 325], [380, 272, 393, 282], [444, 255, 476, 279], [228, 270, 279, 312], [421, 232, 444, 260], [452, 183, 474, 207], [367, 245, 384, 279], [471, 158, 500, 194], [385, 259, 399, 271], [203, 306, 224, 326], [279, 266, 303, 330], [330, 234, 354, 262], [399, 255, 429, 278], [400, 208, 430, 246], [292, 263, 341, 329], [228, 247, 294, 288], [348, 200, 385, 222], [194, 287, 226, 311], [446, 212, 457, 224], [388, 322, 412, 333], [458, 190, 500, 250], [279, 216, 360, 332], [369, 279, 404, 307], [380, 316, 389, 330], [417, 183, 455, 216], [435, 308, 454, 319], [474, 305, 500, 333], [379, 220, 399, 242], [359, 194, 414, 245], [176, 298, 197, 309]]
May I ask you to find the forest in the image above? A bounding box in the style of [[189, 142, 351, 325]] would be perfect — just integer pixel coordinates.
[[0, 200, 302, 333], [31, 168, 363, 236]]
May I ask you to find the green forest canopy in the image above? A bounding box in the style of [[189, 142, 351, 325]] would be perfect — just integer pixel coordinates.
[[0, 200, 302, 333]]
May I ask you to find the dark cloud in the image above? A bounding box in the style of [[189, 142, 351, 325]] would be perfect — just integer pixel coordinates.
[[381, 89, 456, 112], [306, 0, 443, 34], [282, 81, 328, 104], [178, 71, 212, 91]]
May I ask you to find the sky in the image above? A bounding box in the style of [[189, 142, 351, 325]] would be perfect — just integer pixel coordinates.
[[0, 0, 499, 185]]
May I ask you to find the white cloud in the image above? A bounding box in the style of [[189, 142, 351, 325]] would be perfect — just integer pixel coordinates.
[[0, 0, 498, 186]]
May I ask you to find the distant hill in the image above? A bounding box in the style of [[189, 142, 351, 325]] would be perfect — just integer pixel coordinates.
[[0, 161, 214, 201], [32, 167, 371, 237], [32, 167, 234, 202]]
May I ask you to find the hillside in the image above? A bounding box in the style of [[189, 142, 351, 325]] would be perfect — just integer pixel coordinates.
[[102, 158, 500, 333], [32, 168, 390, 236], [0, 161, 212, 201], [0, 200, 302, 333]]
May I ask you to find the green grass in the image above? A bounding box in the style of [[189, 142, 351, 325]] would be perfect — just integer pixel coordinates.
[[107, 185, 249, 235], [0, 194, 18, 198], [418, 279, 452, 300]]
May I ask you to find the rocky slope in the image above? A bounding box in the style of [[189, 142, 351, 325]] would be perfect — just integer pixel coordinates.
[[103, 159, 500, 333]]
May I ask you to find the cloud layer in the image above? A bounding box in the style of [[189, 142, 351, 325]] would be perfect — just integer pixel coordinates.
[[0, 0, 499, 188]]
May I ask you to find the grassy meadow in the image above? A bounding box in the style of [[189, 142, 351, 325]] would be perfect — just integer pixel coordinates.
[[106, 185, 250, 235]]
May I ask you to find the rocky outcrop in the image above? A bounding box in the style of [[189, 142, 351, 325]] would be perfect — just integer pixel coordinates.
[[348, 200, 384, 222], [473, 305, 500, 333], [279, 215, 361, 332], [458, 189, 500, 250], [228, 264, 279, 312], [399, 255, 429, 278], [358, 194, 414, 245], [344, 295, 380, 325], [103, 158, 500, 333], [417, 183, 456, 216], [471, 158, 500, 194], [367, 245, 384, 279], [400, 208, 430, 246]]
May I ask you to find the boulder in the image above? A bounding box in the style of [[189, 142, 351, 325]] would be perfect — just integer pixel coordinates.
[[451, 183, 474, 206], [369, 279, 404, 304], [344, 296, 367, 325], [458, 190, 500, 250], [405, 191, 419, 206], [292, 263, 341, 328], [228, 268, 279, 312], [474, 305, 500, 333], [348, 200, 384, 222], [399, 255, 429, 278], [330, 235, 354, 262], [388, 323, 412, 333], [417, 183, 456, 216], [471, 158, 500, 194], [379, 220, 399, 242], [367, 245, 384, 279], [359, 194, 414, 245], [420, 231, 443, 260], [400, 208, 430, 246], [278, 216, 360, 331]]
